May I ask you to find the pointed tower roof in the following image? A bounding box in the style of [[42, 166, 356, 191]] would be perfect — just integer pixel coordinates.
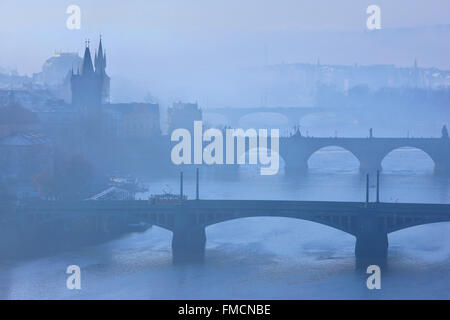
[[81, 40, 94, 75], [98, 36, 104, 56], [95, 36, 107, 74]]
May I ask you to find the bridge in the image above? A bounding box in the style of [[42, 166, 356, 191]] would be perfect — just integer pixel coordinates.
[[173, 125, 450, 175], [14, 197, 450, 269], [203, 107, 328, 128], [280, 133, 450, 174]]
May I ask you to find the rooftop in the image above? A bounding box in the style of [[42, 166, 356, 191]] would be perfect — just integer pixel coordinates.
[[0, 131, 50, 146], [0, 103, 39, 125]]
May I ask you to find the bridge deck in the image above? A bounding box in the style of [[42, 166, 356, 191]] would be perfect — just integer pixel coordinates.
[[16, 199, 450, 216], [6, 199, 450, 236]]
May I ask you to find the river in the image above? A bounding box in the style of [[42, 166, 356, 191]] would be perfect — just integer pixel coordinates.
[[1, 147, 449, 299]]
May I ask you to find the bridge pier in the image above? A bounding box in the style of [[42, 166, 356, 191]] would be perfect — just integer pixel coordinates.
[[354, 221, 388, 270], [171, 227, 206, 265], [434, 160, 450, 175], [283, 156, 308, 175], [358, 157, 382, 175], [355, 232, 388, 270], [359, 165, 382, 175]]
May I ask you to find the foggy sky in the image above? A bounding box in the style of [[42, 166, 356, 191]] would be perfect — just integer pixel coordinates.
[[1, 0, 450, 103]]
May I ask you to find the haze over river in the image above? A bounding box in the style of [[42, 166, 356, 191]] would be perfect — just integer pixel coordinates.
[[1, 147, 449, 299]]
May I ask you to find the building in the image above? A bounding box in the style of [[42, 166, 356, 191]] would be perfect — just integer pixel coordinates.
[[0, 102, 53, 182], [35, 101, 81, 151], [104, 103, 161, 139], [33, 52, 82, 87], [34, 37, 162, 150], [69, 37, 162, 140], [0, 93, 41, 138], [167, 102, 202, 134], [71, 38, 110, 110], [242, 60, 450, 107], [0, 89, 56, 112]]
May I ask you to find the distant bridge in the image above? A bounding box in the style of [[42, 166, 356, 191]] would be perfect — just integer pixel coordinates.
[[15, 199, 450, 268], [172, 115, 450, 174], [279, 134, 450, 174], [203, 107, 328, 127]]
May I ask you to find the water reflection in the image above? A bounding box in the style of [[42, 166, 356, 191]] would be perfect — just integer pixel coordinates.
[[1, 149, 449, 299]]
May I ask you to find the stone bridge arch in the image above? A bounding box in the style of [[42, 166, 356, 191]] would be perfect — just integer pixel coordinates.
[[203, 107, 327, 129], [238, 146, 285, 175], [280, 137, 450, 174], [203, 213, 356, 235], [380, 146, 436, 173], [170, 210, 357, 265], [388, 219, 450, 234], [238, 112, 291, 129], [202, 112, 230, 128], [354, 139, 450, 174], [279, 138, 365, 173], [306, 145, 361, 173]]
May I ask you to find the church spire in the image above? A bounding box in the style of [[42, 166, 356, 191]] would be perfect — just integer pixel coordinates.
[[95, 35, 106, 74], [81, 39, 94, 75]]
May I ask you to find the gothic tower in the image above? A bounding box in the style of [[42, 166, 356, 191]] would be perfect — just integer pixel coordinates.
[[71, 37, 110, 110], [94, 36, 110, 104]]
